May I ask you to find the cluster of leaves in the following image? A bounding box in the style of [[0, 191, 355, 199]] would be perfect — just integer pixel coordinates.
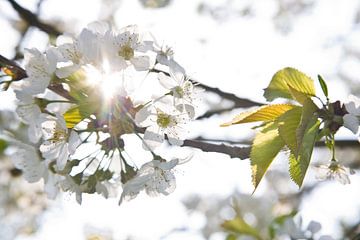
[[222, 67, 344, 189]]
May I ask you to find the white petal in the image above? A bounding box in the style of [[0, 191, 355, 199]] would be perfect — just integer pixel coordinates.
[[68, 130, 81, 154], [169, 61, 186, 82], [143, 127, 164, 150], [28, 122, 42, 143], [158, 159, 179, 170], [307, 221, 321, 234], [22, 76, 50, 95], [55, 64, 80, 78], [44, 172, 60, 199], [158, 72, 176, 89], [344, 95, 360, 117], [14, 90, 33, 102], [87, 21, 110, 35], [176, 104, 195, 119], [40, 141, 61, 158], [167, 136, 184, 146], [56, 34, 74, 46], [56, 144, 69, 170], [46, 47, 60, 72], [131, 56, 150, 71], [16, 103, 41, 124], [56, 113, 67, 130], [135, 106, 152, 127], [343, 114, 359, 134]]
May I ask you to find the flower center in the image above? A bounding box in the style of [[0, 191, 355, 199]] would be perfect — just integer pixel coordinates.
[[119, 45, 134, 60], [50, 128, 67, 142], [173, 86, 184, 98], [157, 113, 172, 128]]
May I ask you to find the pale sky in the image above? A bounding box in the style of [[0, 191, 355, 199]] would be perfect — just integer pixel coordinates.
[[1, 0, 360, 239]]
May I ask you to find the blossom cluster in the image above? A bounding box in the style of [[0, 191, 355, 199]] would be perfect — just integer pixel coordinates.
[[313, 95, 359, 185], [9, 22, 199, 204]]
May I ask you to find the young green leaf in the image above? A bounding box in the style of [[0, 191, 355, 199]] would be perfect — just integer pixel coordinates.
[[222, 216, 262, 240], [250, 122, 285, 190], [289, 116, 320, 187], [264, 67, 316, 102], [278, 106, 302, 154], [295, 98, 318, 157], [317, 74, 328, 98], [0, 139, 8, 154], [221, 104, 295, 126], [63, 107, 83, 128]]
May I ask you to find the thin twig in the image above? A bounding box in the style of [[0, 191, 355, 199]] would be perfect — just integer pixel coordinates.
[[6, 0, 61, 36], [182, 139, 251, 159]]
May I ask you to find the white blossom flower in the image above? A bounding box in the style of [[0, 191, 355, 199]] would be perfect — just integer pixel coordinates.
[[119, 158, 179, 205], [158, 64, 197, 118], [343, 94, 360, 134], [21, 48, 58, 95], [10, 142, 46, 183], [281, 218, 307, 239], [314, 161, 355, 185], [40, 114, 81, 171], [307, 221, 322, 235], [135, 102, 190, 150], [56, 28, 103, 78], [104, 25, 150, 71], [43, 165, 65, 199], [14, 90, 44, 143]]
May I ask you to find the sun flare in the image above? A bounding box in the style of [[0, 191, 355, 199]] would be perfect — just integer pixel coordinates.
[[84, 61, 125, 100]]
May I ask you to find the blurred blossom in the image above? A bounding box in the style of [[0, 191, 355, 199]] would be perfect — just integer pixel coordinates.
[[314, 161, 355, 185], [139, 0, 171, 8]]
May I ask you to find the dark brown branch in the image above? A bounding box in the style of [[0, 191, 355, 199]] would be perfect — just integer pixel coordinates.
[[12, 0, 46, 60], [0, 54, 74, 100], [0, 54, 27, 80], [197, 106, 237, 120], [6, 0, 61, 36], [182, 139, 251, 159], [134, 126, 251, 159], [192, 137, 360, 149]]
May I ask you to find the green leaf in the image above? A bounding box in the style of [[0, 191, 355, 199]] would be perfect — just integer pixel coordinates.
[[264, 67, 316, 102], [250, 122, 285, 190], [289, 116, 320, 187], [222, 216, 262, 240], [278, 106, 302, 154], [288, 85, 311, 105], [295, 98, 318, 156], [0, 138, 8, 154], [63, 102, 98, 128], [221, 104, 295, 126], [63, 107, 83, 128], [318, 75, 328, 98], [225, 234, 237, 240]]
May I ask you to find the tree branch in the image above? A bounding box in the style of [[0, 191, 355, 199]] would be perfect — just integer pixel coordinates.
[[150, 68, 263, 112], [6, 0, 61, 36], [0, 54, 74, 100], [182, 139, 251, 159], [0, 54, 27, 80], [192, 137, 360, 148]]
